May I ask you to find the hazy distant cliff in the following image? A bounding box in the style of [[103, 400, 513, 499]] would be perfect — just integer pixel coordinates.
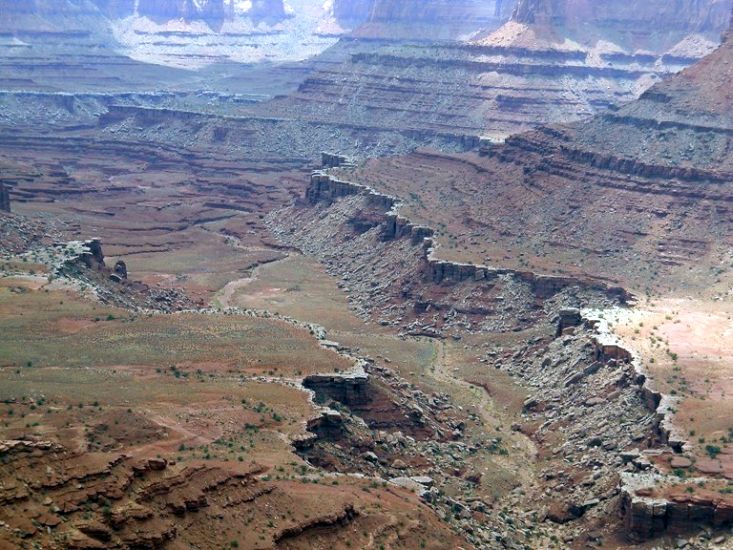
[[353, 0, 517, 40], [509, 0, 732, 50]]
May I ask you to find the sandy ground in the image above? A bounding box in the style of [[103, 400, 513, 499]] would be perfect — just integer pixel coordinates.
[[599, 296, 733, 477]]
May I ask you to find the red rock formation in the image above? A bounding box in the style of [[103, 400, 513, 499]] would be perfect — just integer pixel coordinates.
[[509, 0, 732, 47], [330, 11, 733, 290], [620, 474, 733, 540], [263, 0, 732, 152]]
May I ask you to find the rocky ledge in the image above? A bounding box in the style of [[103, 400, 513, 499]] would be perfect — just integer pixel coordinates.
[[306, 170, 630, 303]]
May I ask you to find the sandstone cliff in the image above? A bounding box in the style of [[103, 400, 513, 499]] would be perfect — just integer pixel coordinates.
[[497, 0, 733, 53], [352, 0, 516, 41], [0, 0, 349, 71], [261, 0, 732, 150]]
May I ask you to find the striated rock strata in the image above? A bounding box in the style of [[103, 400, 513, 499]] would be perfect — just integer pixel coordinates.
[[330, 20, 733, 293], [261, 0, 732, 147], [305, 171, 630, 304], [352, 0, 517, 41]]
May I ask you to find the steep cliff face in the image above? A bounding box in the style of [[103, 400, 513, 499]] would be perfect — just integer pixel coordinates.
[[330, 0, 373, 27], [352, 0, 517, 41], [0, 0, 112, 33], [504, 0, 732, 53], [109, 0, 354, 68], [328, 9, 733, 292], [262, 0, 732, 148], [0, 0, 350, 70], [511, 0, 561, 25], [0, 182, 10, 213], [93, 0, 137, 18]]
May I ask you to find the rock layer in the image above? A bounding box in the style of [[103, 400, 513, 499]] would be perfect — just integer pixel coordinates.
[[263, 0, 731, 147], [331, 24, 733, 292], [352, 0, 516, 41]]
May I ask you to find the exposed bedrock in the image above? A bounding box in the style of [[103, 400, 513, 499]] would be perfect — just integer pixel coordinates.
[[0, 0, 291, 26], [0, 438, 307, 549], [81, 237, 105, 270], [263, 45, 680, 143], [93, 104, 480, 161], [274, 504, 358, 544], [269, 162, 730, 543], [555, 307, 581, 336], [303, 367, 371, 408], [52, 238, 195, 312], [582, 313, 687, 455], [511, 0, 732, 39], [260, 0, 732, 146], [112, 259, 128, 282], [620, 473, 733, 541], [335, 111, 733, 291], [352, 0, 516, 41], [301, 363, 439, 440], [331, 0, 374, 29], [134, 0, 289, 23], [304, 171, 630, 307], [0, 0, 344, 75]]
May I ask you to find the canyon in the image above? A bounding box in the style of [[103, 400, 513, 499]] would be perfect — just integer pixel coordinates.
[[261, 0, 733, 142], [2, 0, 733, 549]]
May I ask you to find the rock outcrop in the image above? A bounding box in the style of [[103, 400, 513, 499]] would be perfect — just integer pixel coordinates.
[[49, 238, 195, 312], [0, 0, 353, 73], [329, 0, 374, 28], [262, 0, 732, 147], [352, 0, 517, 41], [620, 473, 733, 540], [305, 171, 630, 304], [133, 0, 289, 24], [111, 260, 128, 282], [303, 365, 371, 407], [510, 0, 731, 43], [332, 18, 733, 291]]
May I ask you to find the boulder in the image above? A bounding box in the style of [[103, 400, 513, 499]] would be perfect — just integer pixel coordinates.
[[556, 308, 582, 337]]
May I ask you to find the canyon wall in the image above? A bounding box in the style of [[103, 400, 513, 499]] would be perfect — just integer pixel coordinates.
[[327, 12, 733, 290], [330, 0, 373, 29], [512, 0, 731, 37], [133, 0, 289, 23], [0, 0, 113, 33], [352, 0, 517, 41], [0, 0, 355, 72], [307, 171, 630, 303], [263, 0, 732, 147]]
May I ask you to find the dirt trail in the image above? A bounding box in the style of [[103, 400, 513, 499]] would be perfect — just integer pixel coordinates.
[[128, 409, 222, 458], [212, 254, 290, 309], [428, 338, 538, 486]]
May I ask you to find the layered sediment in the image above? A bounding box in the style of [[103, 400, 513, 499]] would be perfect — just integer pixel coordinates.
[[280, 8, 733, 543], [306, 171, 630, 303], [352, 0, 516, 41], [262, 0, 732, 145]]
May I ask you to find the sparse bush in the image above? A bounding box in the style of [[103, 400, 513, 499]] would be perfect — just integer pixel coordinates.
[[706, 445, 721, 459]]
